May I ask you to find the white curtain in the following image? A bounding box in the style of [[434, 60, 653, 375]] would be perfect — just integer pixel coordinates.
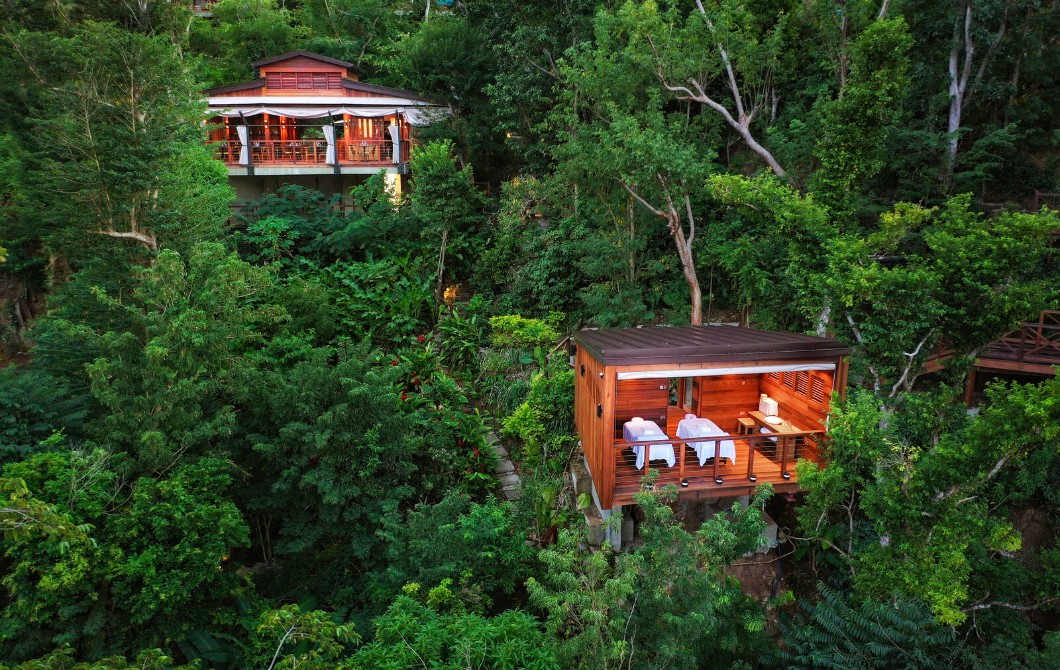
[[323, 124, 336, 165], [236, 125, 249, 165], [213, 106, 444, 127], [388, 124, 401, 163]]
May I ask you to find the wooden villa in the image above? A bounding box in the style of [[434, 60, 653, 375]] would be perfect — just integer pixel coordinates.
[[205, 51, 442, 205], [573, 326, 850, 515]]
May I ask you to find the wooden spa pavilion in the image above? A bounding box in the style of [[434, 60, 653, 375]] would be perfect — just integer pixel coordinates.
[[573, 326, 850, 512]]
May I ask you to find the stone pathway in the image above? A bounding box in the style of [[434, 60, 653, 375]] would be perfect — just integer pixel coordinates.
[[489, 433, 521, 500]]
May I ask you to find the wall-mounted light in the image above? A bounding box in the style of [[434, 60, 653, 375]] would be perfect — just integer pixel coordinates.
[[598, 372, 604, 378], [680, 479, 689, 488]]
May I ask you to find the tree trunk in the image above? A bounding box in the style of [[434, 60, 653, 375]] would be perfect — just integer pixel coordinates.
[[671, 211, 703, 325], [436, 225, 449, 302]]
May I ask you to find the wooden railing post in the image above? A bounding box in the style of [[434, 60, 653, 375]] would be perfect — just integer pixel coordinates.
[[677, 437, 686, 486], [746, 435, 757, 483]]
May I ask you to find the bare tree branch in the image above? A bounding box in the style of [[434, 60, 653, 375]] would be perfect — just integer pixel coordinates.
[[99, 229, 157, 251], [888, 331, 934, 398]]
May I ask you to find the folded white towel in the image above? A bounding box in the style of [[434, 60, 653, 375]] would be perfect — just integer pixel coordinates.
[[684, 413, 697, 420], [631, 417, 644, 423]]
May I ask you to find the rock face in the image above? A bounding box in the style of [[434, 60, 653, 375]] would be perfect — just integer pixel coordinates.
[[490, 435, 521, 501]]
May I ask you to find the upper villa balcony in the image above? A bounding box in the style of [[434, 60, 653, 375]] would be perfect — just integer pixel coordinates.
[[205, 51, 440, 176]]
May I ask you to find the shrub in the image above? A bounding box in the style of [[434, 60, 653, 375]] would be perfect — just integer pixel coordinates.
[[489, 314, 561, 349]]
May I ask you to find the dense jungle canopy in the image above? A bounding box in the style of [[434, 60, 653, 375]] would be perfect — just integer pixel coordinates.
[[0, 1, 1058, 668]]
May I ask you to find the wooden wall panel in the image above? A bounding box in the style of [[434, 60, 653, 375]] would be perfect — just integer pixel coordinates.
[[575, 347, 611, 508], [614, 379, 669, 428], [693, 375, 760, 433]]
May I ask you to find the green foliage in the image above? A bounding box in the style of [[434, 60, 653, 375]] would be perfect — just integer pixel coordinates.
[[810, 18, 913, 217], [111, 459, 250, 627], [7, 23, 231, 270], [7, 645, 196, 670], [245, 605, 358, 670], [705, 174, 836, 327], [489, 314, 560, 350], [347, 584, 560, 670], [326, 257, 434, 343], [0, 451, 249, 659], [80, 243, 284, 473], [370, 492, 532, 609], [799, 376, 1060, 626], [437, 302, 489, 375], [502, 363, 575, 468], [528, 487, 770, 669], [826, 196, 1059, 396], [409, 140, 486, 293], [0, 368, 86, 462], [190, 0, 307, 86], [766, 584, 959, 669]]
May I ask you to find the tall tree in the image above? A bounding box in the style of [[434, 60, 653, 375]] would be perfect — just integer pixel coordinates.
[[6, 23, 230, 269]]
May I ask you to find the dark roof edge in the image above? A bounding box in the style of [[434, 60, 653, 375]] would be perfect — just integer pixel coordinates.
[[341, 79, 438, 103], [204, 79, 265, 95], [251, 51, 364, 74], [573, 328, 851, 367]]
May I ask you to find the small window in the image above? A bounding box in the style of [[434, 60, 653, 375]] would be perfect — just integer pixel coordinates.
[[783, 372, 795, 388], [768, 371, 780, 381], [811, 376, 826, 404], [796, 371, 809, 395]]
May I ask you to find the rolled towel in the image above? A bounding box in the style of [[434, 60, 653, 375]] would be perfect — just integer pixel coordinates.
[[631, 417, 644, 423], [684, 413, 697, 420]]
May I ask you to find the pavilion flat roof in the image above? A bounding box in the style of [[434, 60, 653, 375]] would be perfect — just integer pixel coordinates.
[[575, 325, 850, 367]]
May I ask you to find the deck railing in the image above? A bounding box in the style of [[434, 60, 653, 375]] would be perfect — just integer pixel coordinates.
[[980, 310, 1060, 366], [612, 430, 823, 498], [192, 0, 218, 12], [216, 138, 400, 166]]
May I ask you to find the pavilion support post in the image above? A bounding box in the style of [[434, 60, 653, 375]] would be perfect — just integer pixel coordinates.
[[963, 366, 977, 406]]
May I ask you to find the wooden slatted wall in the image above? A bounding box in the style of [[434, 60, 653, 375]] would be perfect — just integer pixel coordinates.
[[574, 346, 613, 507], [692, 374, 761, 432], [759, 369, 834, 435]]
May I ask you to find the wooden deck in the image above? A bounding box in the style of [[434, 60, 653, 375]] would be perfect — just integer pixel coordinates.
[[975, 310, 1060, 374], [611, 407, 820, 504]]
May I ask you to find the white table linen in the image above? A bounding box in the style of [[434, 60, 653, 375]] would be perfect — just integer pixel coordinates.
[[676, 416, 737, 465], [623, 419, 676, 469]]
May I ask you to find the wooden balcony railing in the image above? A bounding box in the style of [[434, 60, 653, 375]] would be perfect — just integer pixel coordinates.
[[980, 310, 1060, 367], [192, 0, 218, 13], [216, 138, 402, 167], [611, 430, 823, 501]]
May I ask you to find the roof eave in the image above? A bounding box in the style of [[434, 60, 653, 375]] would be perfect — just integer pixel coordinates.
[[251, 50, 364, 74]]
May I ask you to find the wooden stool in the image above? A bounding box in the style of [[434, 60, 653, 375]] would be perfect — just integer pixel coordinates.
[[737, 417, 755, 435]]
